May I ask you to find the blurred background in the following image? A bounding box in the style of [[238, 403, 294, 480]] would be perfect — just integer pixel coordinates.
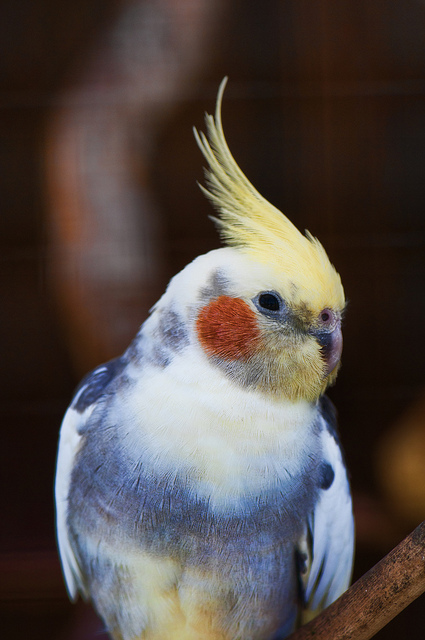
[[2, 0, 425, 638]]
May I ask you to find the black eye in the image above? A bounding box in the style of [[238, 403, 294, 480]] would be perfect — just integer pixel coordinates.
[[319, 308, 334, 325], [258, 292, 281, 312]]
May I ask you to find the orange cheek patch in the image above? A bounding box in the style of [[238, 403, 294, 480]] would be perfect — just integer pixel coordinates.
[[196, 296, 260, 361]]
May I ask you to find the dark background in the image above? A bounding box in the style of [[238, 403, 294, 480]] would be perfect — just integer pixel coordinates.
[[1, 1, 425, 638]]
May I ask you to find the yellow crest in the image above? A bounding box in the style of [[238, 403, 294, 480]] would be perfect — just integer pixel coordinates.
[[194, 78, 345, 312]]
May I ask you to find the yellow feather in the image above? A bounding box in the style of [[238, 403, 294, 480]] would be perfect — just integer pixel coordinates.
[[194, 78, 345, 313]]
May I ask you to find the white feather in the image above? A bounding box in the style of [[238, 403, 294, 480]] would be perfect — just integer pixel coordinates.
[[55, 401, 93, 600], [304, 419, 354, 611]]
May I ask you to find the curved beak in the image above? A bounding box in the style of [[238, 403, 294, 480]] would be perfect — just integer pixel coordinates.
[[314, 321, 343, 376]]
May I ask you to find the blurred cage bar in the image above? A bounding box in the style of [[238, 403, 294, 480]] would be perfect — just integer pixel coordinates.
[[1, 1, 425, 638]]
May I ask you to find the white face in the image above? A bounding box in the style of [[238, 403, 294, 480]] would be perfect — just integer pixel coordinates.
[[153, 247, 343, 402]]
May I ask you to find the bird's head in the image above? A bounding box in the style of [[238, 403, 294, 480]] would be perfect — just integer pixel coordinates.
[[151, 79, 345, 404]]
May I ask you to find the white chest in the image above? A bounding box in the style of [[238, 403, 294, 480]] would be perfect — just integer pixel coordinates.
[[115, 355, 319, 510]]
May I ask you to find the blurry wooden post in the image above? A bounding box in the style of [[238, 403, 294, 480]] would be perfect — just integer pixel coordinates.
[[45, 0, 226, 376], [290, 520, 425, 640]]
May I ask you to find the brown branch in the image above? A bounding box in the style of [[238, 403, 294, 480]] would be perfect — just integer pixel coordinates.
[[290, 520, 425, 640]]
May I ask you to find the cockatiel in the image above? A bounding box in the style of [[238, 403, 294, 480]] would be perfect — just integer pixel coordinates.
[[55, 78, 354, 640]]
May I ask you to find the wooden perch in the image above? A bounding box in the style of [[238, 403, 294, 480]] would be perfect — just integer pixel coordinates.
[[290, 519, 425, 640]]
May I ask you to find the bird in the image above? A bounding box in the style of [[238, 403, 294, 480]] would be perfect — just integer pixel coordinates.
[[55, 78, 354, 640]]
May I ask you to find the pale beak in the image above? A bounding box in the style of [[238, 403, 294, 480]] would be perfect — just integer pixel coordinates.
[[315, 321, 343, 376]]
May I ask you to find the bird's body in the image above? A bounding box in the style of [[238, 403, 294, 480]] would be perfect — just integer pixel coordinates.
[[55, 80, 354, 640]]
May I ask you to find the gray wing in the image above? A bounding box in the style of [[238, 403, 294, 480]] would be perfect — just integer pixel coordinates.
[[300, 398, 354, 617], [54, 358, 126, 600]]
